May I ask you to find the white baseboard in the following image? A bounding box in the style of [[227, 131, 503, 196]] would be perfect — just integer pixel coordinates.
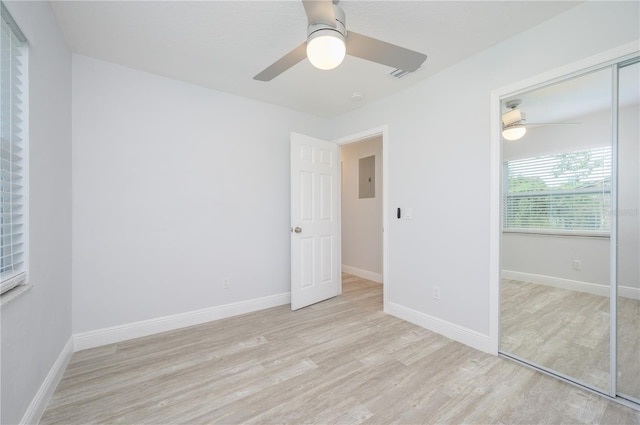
[[620, 285, 640, 300], [20, 337, 74, 425], [342, 265, 383, 283], [385, 302, 490, 353], [74, 292, 291, 351], [502, 270, 640, 300]]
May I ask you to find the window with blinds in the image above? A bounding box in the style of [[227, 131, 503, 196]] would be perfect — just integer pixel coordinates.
[[1, 2, 27, 295], [503, 146, 612, 234]]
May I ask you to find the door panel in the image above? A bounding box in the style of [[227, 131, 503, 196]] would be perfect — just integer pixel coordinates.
[[291, 133, 339, 310]]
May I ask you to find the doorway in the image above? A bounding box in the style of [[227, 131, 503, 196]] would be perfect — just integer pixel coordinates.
[[340, 136, 383, 283], [336, 127, 388, 310]]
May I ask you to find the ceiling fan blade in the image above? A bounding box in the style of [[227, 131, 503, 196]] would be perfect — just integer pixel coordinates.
[[525, 122, 580, 128], [302, 0, 336, 27], [346, 31, 427, 72], [253, 42, 307, 81]]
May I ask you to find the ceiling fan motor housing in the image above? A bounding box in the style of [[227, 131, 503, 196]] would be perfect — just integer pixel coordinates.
[[502, 109, 526, 126], [307, 4, 346, 43]]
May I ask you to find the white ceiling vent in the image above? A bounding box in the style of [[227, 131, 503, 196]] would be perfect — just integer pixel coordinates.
[[389, 68, 410, 79]]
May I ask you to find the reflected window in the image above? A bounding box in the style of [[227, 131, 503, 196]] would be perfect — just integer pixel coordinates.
[[503, 146, 611, 234]]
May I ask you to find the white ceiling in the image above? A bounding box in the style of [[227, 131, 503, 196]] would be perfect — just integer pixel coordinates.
[[51, 1, 580, 118]]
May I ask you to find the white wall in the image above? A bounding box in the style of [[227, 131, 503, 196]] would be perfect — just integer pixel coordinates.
[[617, 102, 640, 291], [0, 2, 72, 424], [341, 137, 383, 281], [326, 1, 639, 342], [72, 55, 328, 334], [502, 234, 610, 284]]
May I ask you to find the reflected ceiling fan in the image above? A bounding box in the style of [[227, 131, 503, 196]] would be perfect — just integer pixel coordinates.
[[253, 0, 428, 81], [502, 99, 579, 141]]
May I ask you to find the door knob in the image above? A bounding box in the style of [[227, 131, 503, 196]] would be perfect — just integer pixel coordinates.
[[293, 226, 302, 233]]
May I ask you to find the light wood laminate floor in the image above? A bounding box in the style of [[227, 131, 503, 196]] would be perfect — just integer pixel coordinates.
[[501, 278, 640, 399], [42, 274, 640, 424]]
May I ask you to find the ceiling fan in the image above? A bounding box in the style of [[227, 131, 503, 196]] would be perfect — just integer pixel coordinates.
[[253, 0, 428, 81], [502, 99, 579, 141]]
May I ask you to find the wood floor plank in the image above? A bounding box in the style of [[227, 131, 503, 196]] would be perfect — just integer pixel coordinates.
[[41, 275, 639, 424], [501, 278, 640, 398]]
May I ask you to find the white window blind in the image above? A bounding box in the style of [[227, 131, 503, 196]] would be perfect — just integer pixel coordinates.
[[504, 146, 611, 234], [1, 2, 27, 295]]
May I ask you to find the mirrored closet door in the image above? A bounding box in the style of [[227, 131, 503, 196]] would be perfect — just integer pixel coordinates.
[[616, 59, 640, 404], [499, 56, 639, 406]]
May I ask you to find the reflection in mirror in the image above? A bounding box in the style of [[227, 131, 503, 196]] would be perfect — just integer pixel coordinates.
[[617, 59, 640, 403], [500, 68, 613, 394]]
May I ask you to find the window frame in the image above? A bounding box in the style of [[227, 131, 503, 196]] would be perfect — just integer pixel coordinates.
[[502, 146, 612, 238], [1, 1, 28, 296]]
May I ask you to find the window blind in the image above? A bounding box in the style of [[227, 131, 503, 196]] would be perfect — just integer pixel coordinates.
[[1, 2, 27, 295], [504, 146, 611, 234]]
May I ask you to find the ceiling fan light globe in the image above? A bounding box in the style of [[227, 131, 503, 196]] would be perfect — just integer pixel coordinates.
[[502, 125, 527, 141], [306, 31, 346, 70]]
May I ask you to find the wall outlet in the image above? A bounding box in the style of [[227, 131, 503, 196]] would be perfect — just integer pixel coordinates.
[[572, 260, 582, 270], [433, 286, 441, 300], [223, 278, 230, 289]]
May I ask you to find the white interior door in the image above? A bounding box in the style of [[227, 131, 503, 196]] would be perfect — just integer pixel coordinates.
[[290, 132, 340, 310]]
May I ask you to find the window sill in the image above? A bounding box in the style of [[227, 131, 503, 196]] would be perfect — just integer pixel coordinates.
[[502, 229, 610, 239], [1, 283, 32, 307]]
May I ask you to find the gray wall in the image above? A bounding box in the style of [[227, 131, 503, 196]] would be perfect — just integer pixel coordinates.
[[0, 2, 72, 424]]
